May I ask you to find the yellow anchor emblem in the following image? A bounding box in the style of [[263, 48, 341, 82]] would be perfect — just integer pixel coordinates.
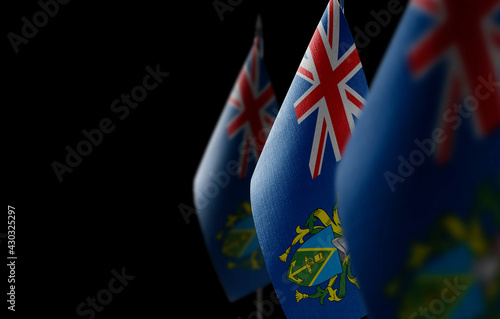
[[288, 252, 326, 284]]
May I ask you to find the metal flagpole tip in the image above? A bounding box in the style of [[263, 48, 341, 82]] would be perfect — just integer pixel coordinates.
[[254, 14, 264, 57], [255, 14, 263, 38]]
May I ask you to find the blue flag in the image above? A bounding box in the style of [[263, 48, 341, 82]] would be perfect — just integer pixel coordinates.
[[193, 24, 278, 301], [336, 1, 500, 318], [251, 0, 369, 317]]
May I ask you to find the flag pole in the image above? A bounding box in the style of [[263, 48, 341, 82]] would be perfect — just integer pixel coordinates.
[[256, 287, 264, 319], [255, 14, 264, 57]]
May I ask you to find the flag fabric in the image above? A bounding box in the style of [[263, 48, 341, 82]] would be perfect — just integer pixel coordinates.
[[193, 22, 278, 301], [336, 1, 500, 318], [250, 1, 369, 318]]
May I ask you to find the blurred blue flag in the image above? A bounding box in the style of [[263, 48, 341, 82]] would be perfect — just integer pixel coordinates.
[[251, 0, 369, 318], [336, 1, 500, 318], [193, 20, 278, 301]]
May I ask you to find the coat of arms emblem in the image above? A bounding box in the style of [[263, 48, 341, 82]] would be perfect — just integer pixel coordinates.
[[279, 203, 360, 305], [217, 201, 265, 270]]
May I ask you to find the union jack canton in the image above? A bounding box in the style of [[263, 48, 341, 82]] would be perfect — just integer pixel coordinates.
[[295, 0, 367, 178]]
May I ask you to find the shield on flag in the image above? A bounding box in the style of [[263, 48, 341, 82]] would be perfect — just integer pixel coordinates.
[[286, 226, 343, 287], [222, 214, 260, 259]]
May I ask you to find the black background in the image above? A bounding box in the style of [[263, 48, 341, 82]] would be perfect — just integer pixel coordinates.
[[4, 0, 406, 317]]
